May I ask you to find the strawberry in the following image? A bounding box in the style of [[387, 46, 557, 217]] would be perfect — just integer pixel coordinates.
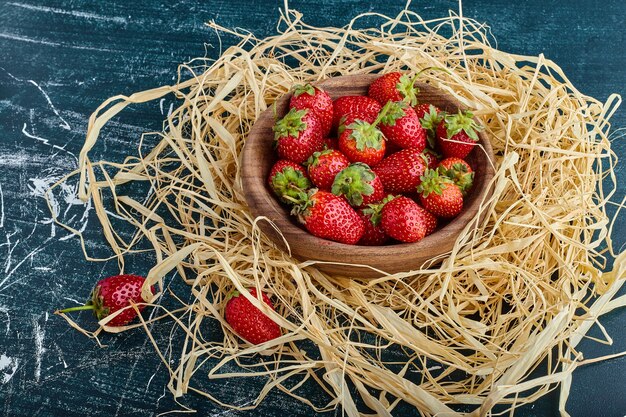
[[55, 274, 153, 327], [422, 148, 440, 170], [417, 104, 444, 149], [373, 148, 428, 194], [415, 204, 438, 236], [322, 137, 338, 150], [290, 83, 334, 136], [338, 120, 386, 167], [438, 157, 474, 196], [331, 163, 385, 207], [436, 110, 483, 159], [417, 169, 464, 218], [268, 160, 311, 204], [368, 72, 419, 106], [306, 149, 349, 191], [225, 288, 281, 345], [332, 96, 381, 134], [380, 196, 427, 243], [293, 190, 364, 244], [378, 101, 427, 151], [358, 200, 390, 246], [274, 108, 324, 164]]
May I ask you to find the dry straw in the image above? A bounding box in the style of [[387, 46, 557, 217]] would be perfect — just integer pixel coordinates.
[[51, 5, 626, 417]]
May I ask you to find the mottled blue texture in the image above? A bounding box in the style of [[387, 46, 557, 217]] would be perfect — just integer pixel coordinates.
[[0, 1, 624, 416]]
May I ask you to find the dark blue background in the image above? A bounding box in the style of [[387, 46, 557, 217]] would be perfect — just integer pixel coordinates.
[[0, 1, 625, 416]]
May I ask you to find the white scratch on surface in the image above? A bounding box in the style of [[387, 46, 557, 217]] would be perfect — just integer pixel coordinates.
[[62, 296, 82, 304], [167, 102, 174, 118], [22, 124, 77, 158], [0, 33, 116, 52], [0, 354, 19, 384], [33, 266, 52, 272], [0, 306, 10, 335], [52, 342, 68, 369], [8, 2, 127, 24], [33, 317, 46, 383], [0, 182, 4, 228], [25, 81, 71, 130], [0, 245, 45, 292], [159, 98, 165, 115]]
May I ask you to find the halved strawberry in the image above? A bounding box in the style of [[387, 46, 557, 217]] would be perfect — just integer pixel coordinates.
[[380, 196, 427, 243], [417, 169, 464, 218], [332, 96, 382, 134], [268, 160, 311, 204], [306, 149, 349, 191], [293, 190, 364, 244], [438, 157, 474, 196], [331, 163, 385, 207], [338, 120, 386, 167], [274, 108, 324, 164], [378, 101, 427, 151], [436, 110, 483, 159], [372, 148, 428, 194], [368, 72, 419, 106], [290, 84, 334, 136]]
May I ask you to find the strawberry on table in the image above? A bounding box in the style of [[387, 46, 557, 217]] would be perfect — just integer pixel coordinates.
[[293, 190, 365, 244], [290, 83, 334, 137], [338, 120, 386, 167], [368, 72, 419, 106], [306, 149, 350, 191], [332, 95, 381, 134], [225, 288, 281, 345], [331, 162, 385, 207], [438, 157, 474, 196], [417, 169, 464, 218], [380, 196, 427, 243], [358, 200, 390, 246], [373, 148, 428, 194], [378, 101, 427, 151], [55, 274, 153, 327], [274, 108, 324, 164], [436, 110, 483, 159], [417, 104, 444, 149], [268, 160, 311, 204]]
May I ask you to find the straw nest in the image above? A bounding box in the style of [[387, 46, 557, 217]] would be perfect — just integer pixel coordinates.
[[52, 6, 626, 417]]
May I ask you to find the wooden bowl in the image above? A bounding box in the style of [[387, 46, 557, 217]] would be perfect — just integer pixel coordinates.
[[242, 74, 495, 278]]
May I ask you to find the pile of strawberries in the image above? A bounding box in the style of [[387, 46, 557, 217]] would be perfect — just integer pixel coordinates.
[[268, 72, 482, 245]]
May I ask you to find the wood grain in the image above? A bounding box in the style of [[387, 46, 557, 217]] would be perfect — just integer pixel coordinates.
[[242, 74, 495, 277]]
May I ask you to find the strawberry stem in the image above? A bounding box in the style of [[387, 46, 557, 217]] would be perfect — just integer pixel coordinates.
[[55, 304, 96, 314]]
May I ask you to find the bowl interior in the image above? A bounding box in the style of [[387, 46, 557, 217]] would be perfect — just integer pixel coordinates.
[[241, 74, 495, 278]]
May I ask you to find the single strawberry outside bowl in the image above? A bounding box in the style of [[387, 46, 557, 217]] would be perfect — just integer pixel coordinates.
[[241, 74, 495, 278]]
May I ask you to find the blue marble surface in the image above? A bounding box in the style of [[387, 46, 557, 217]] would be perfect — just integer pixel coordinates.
[[0, 1, 624, 416]]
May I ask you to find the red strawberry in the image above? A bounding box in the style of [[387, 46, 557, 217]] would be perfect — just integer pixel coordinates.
[[331, 163, 385, 207], [306, 149, 349, 191], [290, 84, 334, 136], [332, 96, 381, 133], [438, 157, 474, 196], [422, 148, 440, 170], [378, 101, 427, 151], [268, 160, 311, 204], [380, 196, 426, 243], [368, 72, 419, 106], [338, 120, 386, 167], [436, 111, 483, 159], [294, 190, 364, 244], [373, 148, 428, 194], [415, 204, 438, 236], [274, 108, 324, 164], [55, 274, 153, 327], [323, 137, 338, 150], [418, 104, 444, 149], [225, 288, 281, 345], [358, 200, 390, 246], [417, 169, 464, 218]]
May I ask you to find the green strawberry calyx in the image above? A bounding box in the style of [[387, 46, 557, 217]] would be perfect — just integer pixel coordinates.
[[416, 169, 453, 198], [331, 163, 375, 207], [346, 120, 384, 151], [396, 74, 419, 107], [53, 285, 109, 320], [293, 83, 316, 97], [438, 164, 474, 196], [420, 105, 445, 148], [379, 101, 408, 126], [444, 110, 483, 142], [273, 108, 309, 141], [270, 166, 311, 204], [291, 188, 318, 222], [362, 194, 395, 225], [306, 149, 334, 168]]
